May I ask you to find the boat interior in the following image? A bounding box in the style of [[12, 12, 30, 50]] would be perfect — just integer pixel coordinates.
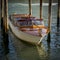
[[9, 14, 48, 37]]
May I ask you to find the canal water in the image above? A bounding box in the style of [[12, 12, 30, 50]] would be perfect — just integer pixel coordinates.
[[0, 2, 60, 60]]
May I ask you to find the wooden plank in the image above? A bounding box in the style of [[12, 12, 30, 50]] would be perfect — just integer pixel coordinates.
[[19, 25, 47, 28]]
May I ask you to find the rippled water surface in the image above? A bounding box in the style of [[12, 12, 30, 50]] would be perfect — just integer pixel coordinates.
[[0, 2, 60, 60]]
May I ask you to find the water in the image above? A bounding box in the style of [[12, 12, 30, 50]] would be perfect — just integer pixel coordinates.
[[0, 2, 60, 60]]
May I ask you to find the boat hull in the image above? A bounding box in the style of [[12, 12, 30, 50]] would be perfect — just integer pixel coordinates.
[[9, 20, 46, 45]]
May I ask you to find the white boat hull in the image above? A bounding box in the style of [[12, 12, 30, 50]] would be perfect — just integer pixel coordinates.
[[9, 20, 46, 45]]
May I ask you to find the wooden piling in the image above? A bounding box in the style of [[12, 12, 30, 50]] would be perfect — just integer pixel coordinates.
[[57, 0, 60, 28], [47, 0, 52, 42], [3, 0, 9, 54], [29, 0, 32, 16], [1, 0, 4, 29], [38, 0, 43, 36], [40, 0, 42, 19], [4, 0, 8, 32], [1, 0, 5, 40], [5, 0, 9, 54]]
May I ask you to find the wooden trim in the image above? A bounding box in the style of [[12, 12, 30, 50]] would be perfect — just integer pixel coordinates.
[[19, 25, 46, 28]]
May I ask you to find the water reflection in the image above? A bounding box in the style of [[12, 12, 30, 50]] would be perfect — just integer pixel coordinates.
[[47, 42, 51, 60], [9, 31, 40, 60], [55, 28, 60, 48], [8, 26, 60, 60], [9, 30, 49, 60], [0, 24, 60, 60], [0, 26, 7, 60], [36, 43, 48, 60]]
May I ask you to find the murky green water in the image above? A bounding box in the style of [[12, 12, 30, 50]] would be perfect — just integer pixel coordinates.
[[0, 2, 60, 60]]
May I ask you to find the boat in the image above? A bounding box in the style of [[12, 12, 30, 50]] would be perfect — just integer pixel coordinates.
[[8, 0, 49, 45], [9, 14, 48, 45]]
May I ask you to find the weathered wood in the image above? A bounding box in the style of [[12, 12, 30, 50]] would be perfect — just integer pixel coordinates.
[[48, 0, 52, 31], [1, 0, 4, 29], [4, 0, 8, 32], [40, 0, 43, 19], [4, 0, 9, 54], [1, 0, 4, 18], [47, 0, 52, 42], [57, 0, 60, 28], [19, 25, 46, 28], [1, 0, 9, 55], [29, 0, 32, 16]]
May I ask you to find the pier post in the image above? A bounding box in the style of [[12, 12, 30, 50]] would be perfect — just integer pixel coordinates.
[[47, 0, 52, 42], [4, 0, 9, 54], [1, 0, 4, 29], [38, 0, 43, 37], [57, 0, 60, 29], [40, 0, 42, 19], [29, 0, 32, 16], [1, 0, 9, 54]]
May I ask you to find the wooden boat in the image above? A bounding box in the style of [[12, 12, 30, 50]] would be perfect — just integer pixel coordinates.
[[8, 0, 49, 45], [9, 14, 48, 45]]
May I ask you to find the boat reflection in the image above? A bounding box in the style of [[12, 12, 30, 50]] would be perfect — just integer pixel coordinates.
[[36, 43, 50, 60]]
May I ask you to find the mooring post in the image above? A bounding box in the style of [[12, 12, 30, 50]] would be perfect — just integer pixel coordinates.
[[3, 0, 9, 54], [1, 0, 4, 29], [1, 0, 9, 55], [57, 0, 60, 29], [38, 0, 43, 36], [40, 0, 42, 19], [1, 0, 5, 43], [47, 0, 52, 42], [29, 0, 32, 16]]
